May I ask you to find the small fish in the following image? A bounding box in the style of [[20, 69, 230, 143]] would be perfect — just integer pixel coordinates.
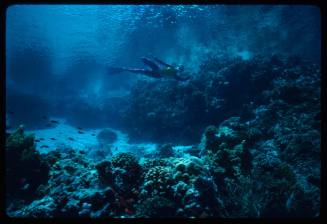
[[45, 123, 52, 127], [77, 127, 83, 130], [35, 139, 40, 142], [39, 138, 45, 140], [50, 120, 59, 124], [78, 131, 84, 134], [91, 133, 96, 136], [68, 137, 75, 141], [8, 111, 14, 115], [21, 183, 30, 191], [50, 138, 56, 140], [41, 145, 49, 148], [41, 115, 48, 120]]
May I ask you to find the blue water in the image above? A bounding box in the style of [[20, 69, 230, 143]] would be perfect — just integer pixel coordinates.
[[6, 5, 320, 107], [5, 5, 321, 218]]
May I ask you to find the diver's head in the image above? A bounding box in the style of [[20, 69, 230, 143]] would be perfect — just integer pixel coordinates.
[[176, 65, 184, 72]]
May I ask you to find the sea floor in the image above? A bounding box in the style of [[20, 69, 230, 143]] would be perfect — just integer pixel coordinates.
[[24, 118, 194, 158]]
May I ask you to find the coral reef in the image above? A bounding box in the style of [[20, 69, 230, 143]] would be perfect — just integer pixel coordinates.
[[6, 55, 320, 218], [95, 160, 114, 185], [142, 166, 174, 198], [122, 55, 320, 145], [136, 196, 176, 218], [6, 126, 50, 202], [111, 152, 142, 185], [7, 149, 123, 218]]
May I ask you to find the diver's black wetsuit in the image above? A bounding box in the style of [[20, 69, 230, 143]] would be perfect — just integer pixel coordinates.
[[109, 57, 188, 81], [122, 57, 162, 78]]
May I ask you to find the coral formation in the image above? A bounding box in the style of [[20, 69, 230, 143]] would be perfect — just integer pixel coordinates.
[[95, 160, 114, 185], [136, 196, 176, 218], [6, 126, 50, 201], [142, 166, 174, 197], [111, 152, 142, 184], [6, 55, 320, 218]]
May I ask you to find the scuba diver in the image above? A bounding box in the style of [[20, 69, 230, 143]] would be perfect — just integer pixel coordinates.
[[107, 57, 189, 81]]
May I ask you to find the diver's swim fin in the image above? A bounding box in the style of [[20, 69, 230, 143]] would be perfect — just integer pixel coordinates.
[[107, 67, 125, 75]]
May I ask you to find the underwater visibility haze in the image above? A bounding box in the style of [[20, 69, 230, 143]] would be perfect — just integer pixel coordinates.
[[5, 5, 321, 218]]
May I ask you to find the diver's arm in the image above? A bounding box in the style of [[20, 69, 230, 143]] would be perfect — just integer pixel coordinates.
[[153, 57, 172, 67]]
